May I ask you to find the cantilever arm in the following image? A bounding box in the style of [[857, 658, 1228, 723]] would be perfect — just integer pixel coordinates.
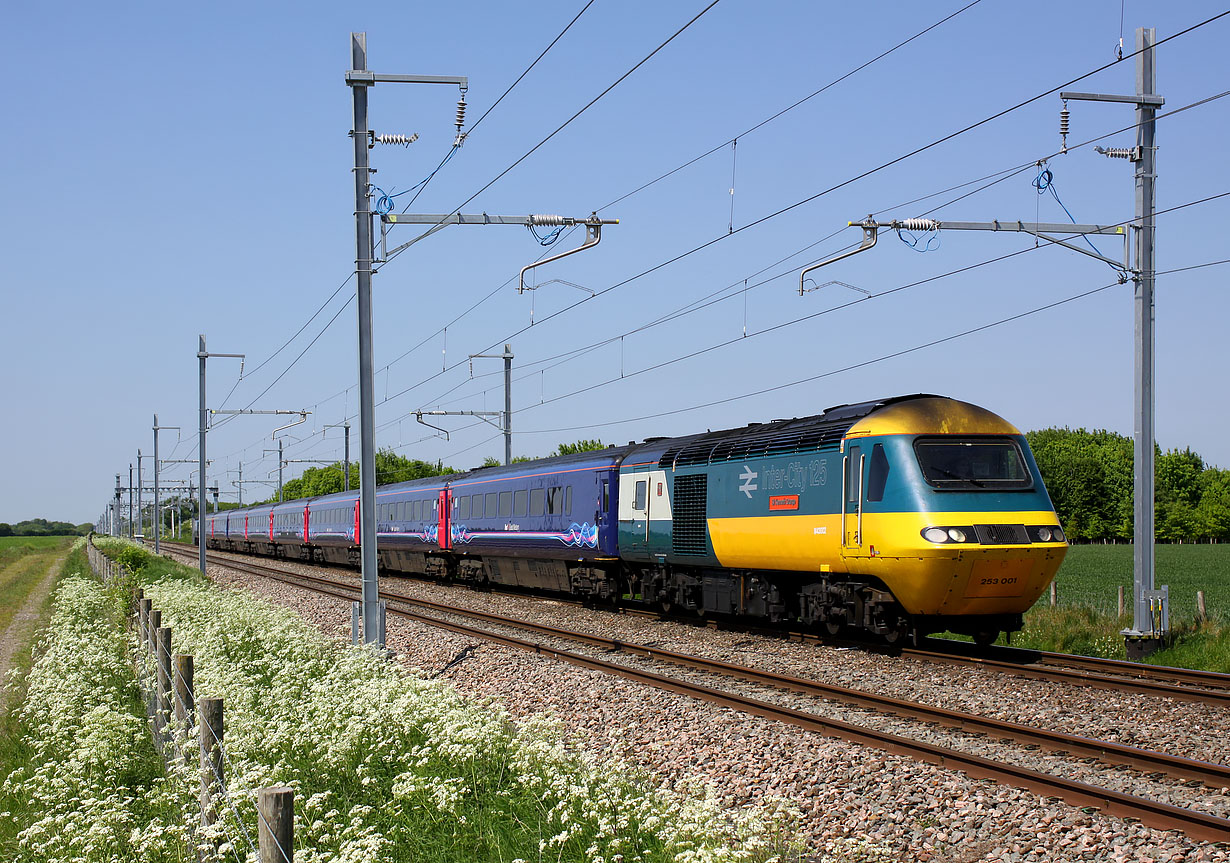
[[519, 221, 610, 294], [799, 218, 879, 295]]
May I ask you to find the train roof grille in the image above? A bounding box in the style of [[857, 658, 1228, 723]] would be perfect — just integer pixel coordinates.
[[659, 420, 853, 468]]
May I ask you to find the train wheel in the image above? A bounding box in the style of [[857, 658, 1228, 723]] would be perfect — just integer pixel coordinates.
[[973, 630, 998, 647], [822, 618, 843, 638], [881, 620, 915, 648]]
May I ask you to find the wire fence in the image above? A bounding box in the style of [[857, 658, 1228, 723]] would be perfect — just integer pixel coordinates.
[[87, 538, 295, 863]]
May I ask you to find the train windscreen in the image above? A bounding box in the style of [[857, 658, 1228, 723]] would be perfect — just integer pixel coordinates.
[[913, 437, 1032, 490]]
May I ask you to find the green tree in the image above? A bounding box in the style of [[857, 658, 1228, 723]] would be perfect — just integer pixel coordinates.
[[553, 439, 605, 456]]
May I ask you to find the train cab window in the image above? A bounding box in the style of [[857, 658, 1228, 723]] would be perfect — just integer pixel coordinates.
[[514, 489, 528, 517], [473, 494, 484, 518], [867, 444, 890, 502], [566, 486, 572, 515], [499, 491, 512, 517], [634, 480, 648, 511], [486, 493, 498, 518], [846, 446, 862, 503], [458, 496, 470, 519], [914, 437, 1032, 490], [529, 488, 545, 516]]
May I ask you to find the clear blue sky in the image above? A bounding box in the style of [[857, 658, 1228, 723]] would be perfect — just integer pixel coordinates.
[[3, 1, 1228, 524]]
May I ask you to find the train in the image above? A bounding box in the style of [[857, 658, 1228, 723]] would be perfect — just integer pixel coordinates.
[[204, 394, 1067, 645]]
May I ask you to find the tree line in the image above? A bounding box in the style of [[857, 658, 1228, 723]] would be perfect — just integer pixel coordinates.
[[1026, 428, 1230, 543], [0, 518, 93, 537]]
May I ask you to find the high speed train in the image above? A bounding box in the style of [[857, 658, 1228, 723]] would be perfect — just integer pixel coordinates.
[[206, 394, 1067, 645]]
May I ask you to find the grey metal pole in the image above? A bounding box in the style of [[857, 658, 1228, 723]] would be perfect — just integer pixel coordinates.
[[128, 464, 134, 538], [153, 415, 160, 553], [1132, 27, 1158, 637], [503, 344, 513, 465], [351, 32, 380, 645], [278, 439, 284, 503], [344, 422, 351, 492], [238, 463, 243, 507], [115, 474, 122, 537], [137, 449, 143, 540], [198, 335, 208, 577]]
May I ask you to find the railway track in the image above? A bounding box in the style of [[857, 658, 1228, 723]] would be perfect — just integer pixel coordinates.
[[165, 541, 1230, 706], [162, 543, 1230, 843]]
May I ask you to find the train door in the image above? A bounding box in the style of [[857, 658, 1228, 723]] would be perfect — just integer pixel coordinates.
[[621, 470, 651, 549], [437, 489, 451, 550], [353, 501, 360, 545], [841, 444, 865, 553]]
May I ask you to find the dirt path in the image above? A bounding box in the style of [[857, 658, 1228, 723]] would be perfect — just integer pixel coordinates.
[[0, 555, 62, 714]]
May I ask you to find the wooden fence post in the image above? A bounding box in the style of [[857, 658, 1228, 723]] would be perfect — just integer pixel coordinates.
[[1197, 590, 1207, 624], [148, 609, 161, 652], [258, 787, 294, 863], [174, 654, 195, 757], [1118, 585, 1126, 618], [156, 627, 172, 744], [139, 598, 151, 645], [199, 698, 224, 832]]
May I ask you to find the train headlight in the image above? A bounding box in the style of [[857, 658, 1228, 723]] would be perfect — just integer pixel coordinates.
[[1053, 527, 1065, 542], [1037, 527, 1052, 542], [922, 527, 949, 543], [947, 528, 967, 543]]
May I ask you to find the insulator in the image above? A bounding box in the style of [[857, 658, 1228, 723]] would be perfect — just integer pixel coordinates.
[[1059, 108, 1070, 137], [529, 214, 565, 226], [1095, 146, 1135, 160], [455, 97, 467, 130], [896, 218, 939, 232], [374, 133, 419, 147]]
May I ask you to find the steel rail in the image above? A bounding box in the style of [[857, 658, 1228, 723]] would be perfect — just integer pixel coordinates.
[[166, 545, 1230, 840], [902, 646, 1230, 707], [163, 541, 1230, 704]]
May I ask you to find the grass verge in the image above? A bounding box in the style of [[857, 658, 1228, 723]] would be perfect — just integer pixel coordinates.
[[0, 549, 64, 637], [94, 536, 801, 862], [0, 540, 192, 861]]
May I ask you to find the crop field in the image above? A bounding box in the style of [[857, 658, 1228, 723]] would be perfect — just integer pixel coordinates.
[[1043, 543, 1230, 622]]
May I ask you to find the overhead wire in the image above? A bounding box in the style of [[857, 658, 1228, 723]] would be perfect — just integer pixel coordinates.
[[383, 0, 725, 267], [513, 256, 1230, 436], [202, 16, 1230, 480], [389, 13, 1230, 396], [409, 188, 1230, 455]]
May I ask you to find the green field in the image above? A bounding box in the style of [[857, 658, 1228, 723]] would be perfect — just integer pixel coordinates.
[[0, 536, 72, 551], [1005, 543, 1230, 669], [1044, 543, 1230, 621]]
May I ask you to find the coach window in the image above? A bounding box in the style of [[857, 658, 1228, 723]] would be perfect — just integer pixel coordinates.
[[499, 491, 512, 517], [486, 492, 497, 518], [458, 496, 470, 519], [867, 444, 890, 502], [602, 480, 610, 512], [566, 486, 573, 515], [634, 480, 647, 511], [473, 494, 484, 518], [514, 489, 528, 517], [529, 488, 545, 517]]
